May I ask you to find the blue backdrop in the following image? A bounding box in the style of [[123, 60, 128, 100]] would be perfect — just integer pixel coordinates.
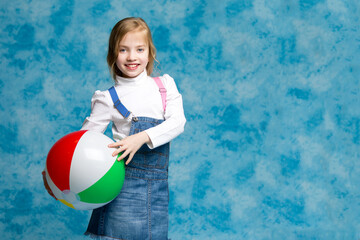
[[1, 0, 360, 239]]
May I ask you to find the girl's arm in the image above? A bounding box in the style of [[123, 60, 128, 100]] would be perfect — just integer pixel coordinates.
[[145, 74, 186, 148], [81, 90, 112, 132]]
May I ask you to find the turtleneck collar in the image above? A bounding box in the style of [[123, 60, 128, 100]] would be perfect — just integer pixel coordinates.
[[115, 70, 148, 86]]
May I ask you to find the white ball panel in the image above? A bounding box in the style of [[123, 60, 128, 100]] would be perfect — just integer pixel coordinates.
[[69, 131, 117, 193]]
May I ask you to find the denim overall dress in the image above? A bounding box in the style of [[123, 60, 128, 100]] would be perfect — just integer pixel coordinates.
[[85, 78, 170, 240]]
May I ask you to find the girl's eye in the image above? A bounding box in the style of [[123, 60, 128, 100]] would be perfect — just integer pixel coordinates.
[[138, 48, 144, 52], [119, 49, 126, 53]]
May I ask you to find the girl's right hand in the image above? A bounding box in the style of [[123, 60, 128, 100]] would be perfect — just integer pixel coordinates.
[[42, 170, 57, 200]]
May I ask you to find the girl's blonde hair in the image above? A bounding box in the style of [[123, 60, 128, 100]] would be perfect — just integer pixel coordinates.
[[107, 17, 157, 80]]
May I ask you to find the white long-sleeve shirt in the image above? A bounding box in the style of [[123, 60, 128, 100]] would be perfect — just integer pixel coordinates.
[[81, 70, 186, 149]]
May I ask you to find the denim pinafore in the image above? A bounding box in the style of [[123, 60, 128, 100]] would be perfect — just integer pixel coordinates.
[[85, 78, 170, 240]]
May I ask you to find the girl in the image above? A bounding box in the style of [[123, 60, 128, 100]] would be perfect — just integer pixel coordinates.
[[43, 17, 186, 239], [82, 17, 186, 240]]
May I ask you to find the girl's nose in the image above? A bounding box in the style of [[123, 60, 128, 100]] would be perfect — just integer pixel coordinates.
[[127, 51, 136, 61]]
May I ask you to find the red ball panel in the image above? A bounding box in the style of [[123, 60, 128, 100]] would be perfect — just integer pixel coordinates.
[[46, 130, 87, 191]]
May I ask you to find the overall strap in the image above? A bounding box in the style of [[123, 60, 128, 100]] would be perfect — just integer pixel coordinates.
[[108, 86, 131, 118], [153, 77, 167, 112]]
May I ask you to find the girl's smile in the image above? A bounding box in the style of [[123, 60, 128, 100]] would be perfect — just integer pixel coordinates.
[[125, 64, 140, 70], [116, 30, 149, 78]]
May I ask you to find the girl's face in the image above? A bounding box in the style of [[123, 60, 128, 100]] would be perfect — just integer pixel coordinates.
[[116, 30, 149, 78]]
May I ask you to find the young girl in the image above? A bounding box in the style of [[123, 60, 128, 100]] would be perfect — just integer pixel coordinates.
[[81, 17, 185, 239]]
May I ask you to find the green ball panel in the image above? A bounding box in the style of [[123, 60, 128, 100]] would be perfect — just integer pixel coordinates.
[[78, 158, 125, 204]]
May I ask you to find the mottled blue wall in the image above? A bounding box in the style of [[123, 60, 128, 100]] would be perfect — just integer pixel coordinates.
[[1, 0, 360, 239]]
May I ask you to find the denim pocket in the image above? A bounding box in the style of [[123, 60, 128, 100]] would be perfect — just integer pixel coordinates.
[[129, 152, 168, 169]]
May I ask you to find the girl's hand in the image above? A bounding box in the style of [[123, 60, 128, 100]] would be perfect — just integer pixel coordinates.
[[42, 170, 57, 200], [108, 131, 151, 165]]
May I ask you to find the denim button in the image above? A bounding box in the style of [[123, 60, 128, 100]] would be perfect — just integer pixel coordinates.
[[132, 117, 138, 122]]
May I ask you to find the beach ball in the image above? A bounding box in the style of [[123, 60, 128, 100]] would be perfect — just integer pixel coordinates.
[[44, 130, 125, 210]]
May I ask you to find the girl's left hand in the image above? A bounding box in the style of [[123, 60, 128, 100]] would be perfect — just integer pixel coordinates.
[[108, 131, 151, 165]]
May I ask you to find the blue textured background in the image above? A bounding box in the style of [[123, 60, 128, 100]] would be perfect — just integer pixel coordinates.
[[1, 0, 360, 239]]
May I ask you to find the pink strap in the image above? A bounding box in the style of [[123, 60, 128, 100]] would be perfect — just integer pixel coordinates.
[[153, 77, 167, 112]]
